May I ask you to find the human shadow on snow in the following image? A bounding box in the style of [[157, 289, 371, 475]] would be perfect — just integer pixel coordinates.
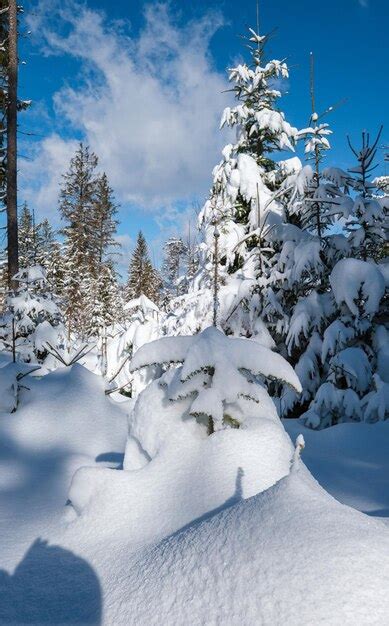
[[0, 538, 101, 624]]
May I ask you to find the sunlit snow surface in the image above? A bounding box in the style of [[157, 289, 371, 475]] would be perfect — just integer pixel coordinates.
[[0, 366, 388, 624]]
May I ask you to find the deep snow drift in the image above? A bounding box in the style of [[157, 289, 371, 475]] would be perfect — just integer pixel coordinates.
[[0, 364, 128, 568], [102, 466, 389, 626], [0, 362, 388, 625]]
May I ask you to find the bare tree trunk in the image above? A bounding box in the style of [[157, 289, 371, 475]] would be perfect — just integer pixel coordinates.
[[6, 0, 18, 289]]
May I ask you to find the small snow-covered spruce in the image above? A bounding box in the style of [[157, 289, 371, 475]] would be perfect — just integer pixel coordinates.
[[264, 68, 354, 418], [125, 231, 161, 305], [107, 293, 162, 396], [129, 326, 301, 434], [0, 265, 65, 363], [345, 127, 387, 261]]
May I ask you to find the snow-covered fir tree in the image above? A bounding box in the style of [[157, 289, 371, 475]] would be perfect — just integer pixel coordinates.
[[344, 128, 387, 261], [0, 265, 65, 363], [266, 110, 353, 418], [199, 28, 298, 288], [59, 146, 121, 339], [125, 232, 161, 304], [301, 258, 388, 427], [284, 130, 388, 426], [126, 326, 301, 458], [86, 172, 122, 336], [161, 236, 187, 302], [18, 203, 38, 268], [167, 27, 300, 338]]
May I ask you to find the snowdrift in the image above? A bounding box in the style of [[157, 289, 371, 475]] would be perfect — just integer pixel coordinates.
[[104, 466, 389, 625], [68, 422, 294, 546], [0, 364, 128, 567], [0, 364, 127, 459]]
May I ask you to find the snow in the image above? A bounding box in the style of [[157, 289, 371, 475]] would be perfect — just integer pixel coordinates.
[[14, 265, 47, 284], [0, 364, 128, 567], [284, 419, 389, 516], [69, 423, 293, 545], [68, 463, 389, 625], [330, 258, 385, 316], [123, 293, 159, 315], [0, 361, 388, 624]]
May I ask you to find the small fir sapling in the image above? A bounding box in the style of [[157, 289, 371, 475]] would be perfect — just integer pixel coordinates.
[[129, 326, 301, 434], [344, 127, 387, 261]]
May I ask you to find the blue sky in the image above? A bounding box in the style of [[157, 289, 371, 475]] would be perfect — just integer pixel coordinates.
[[15, 0, 389, 272]]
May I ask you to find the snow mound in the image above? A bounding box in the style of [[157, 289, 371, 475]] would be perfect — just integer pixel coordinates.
[[68, 423, 293, 546], [0, 364, 128, 568], [105, 466, 389, 625], [1, 364, 127, 457]]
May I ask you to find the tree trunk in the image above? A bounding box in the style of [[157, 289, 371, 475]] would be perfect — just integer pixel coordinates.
[[6, 0, 18, 289]]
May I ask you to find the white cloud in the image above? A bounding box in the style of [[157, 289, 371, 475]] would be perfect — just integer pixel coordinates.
[[20, 134, 79, 222], [22, 1, 230, 218]]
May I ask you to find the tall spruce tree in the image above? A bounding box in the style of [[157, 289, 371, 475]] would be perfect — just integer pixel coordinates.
[[86, 171, 121, 336], [126, 232, 160, 304], [197, 27, 298, 332], [93, 173, 119, 263], [59, 143, 98, 338]]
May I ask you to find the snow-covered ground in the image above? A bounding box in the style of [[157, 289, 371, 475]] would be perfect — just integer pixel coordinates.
[[284, 419, 389, 518], [0, 364, 388, 624], [0, 365, 128, 570]]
